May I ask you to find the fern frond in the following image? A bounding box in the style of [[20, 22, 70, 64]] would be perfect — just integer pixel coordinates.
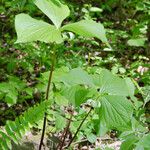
[[0, 100, 51, 150]]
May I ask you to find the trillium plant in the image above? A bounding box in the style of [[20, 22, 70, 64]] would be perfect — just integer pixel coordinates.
[[15, 0, 109, 149], [14, 0, 136, 150], [15, 0, 109, 44]]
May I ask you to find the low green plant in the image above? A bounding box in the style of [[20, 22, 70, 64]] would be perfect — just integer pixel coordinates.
[[0, 76, 30, 106], [14, 0, 109, 149], [0, 100, 51, 149]]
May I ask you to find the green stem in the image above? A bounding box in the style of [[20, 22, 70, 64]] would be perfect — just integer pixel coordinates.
[[131, 78, 144, 95], [39, 45, 56, 150]]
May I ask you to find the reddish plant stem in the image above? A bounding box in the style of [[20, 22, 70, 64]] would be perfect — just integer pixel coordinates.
[[58, 113, 73, 150], [39, 50, 56, 150], [66, 108, 92, 148]]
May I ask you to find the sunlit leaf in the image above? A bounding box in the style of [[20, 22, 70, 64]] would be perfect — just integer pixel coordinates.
[[93, 69, 134, 96], [99, 95, 133, 131], [60, 68, 94, 87], [61, 85, 90, 107], [61, 20, 109, 45], [89, 7, 103, 12], [34, 0, 70, 28], [15, 14, 63, 43]]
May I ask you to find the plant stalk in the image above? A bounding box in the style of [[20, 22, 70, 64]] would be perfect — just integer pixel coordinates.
[[39, 46, 56, 150], [58, 113, 73, 150], [66, 107, 92, 148]]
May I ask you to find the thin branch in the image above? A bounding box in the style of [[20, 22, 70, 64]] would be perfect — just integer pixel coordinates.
[[58, 113, 73, 150], [66, 107, 92, 148]]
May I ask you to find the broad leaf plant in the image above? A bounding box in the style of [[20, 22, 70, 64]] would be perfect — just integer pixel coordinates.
[[15, 0, 109, 45], [15, 0, 110, 149], [0, 0, 138, 149]]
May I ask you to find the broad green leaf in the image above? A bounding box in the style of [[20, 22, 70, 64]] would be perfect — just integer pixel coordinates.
[[135, 134, 150, 149], [127, 38, 147, 47], [60, 68, 94, 87], [54, 93, 68, 106], [99, 95, 133, 131], [120, 135, 139, 150], [93, 69, 134, 96], [15, 13, 63, 43], [41, 66, 69, 83], [61, 85, 90, 107], [124, 78, 135, 96], [52, 66, 69, 82], [95, 118, 108, 136], [61, 20, 109, 45], [34, 0, 70, 28]]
